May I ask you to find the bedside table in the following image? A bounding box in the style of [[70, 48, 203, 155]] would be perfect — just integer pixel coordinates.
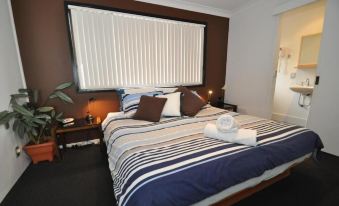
[[52, 118, 103, 158], [214, 102, 238, 112]]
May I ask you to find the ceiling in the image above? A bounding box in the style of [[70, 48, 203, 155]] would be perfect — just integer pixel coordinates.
[[135, 0, 258, 17], [182, 0, 256, 13]]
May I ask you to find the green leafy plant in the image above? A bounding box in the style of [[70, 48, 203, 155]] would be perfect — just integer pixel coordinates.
[[0, 82, 74, 145]]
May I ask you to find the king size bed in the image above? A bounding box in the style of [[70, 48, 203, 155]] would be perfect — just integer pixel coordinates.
[[102, 105, 323, 206]]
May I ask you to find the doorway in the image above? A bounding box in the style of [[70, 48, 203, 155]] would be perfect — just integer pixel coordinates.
[[271, 0, 326, 126]]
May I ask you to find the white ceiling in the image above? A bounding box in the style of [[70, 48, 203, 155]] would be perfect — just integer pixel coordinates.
[[182, 0, 256, 13], [135, 0, 258, 17]]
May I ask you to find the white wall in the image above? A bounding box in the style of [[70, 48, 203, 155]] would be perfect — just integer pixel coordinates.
[[272, 1, 326, 126], [0, 0, 30, 202], [225, 0, 281, 118], [225, 0, 317, 118], [307, 0, 339, 156]]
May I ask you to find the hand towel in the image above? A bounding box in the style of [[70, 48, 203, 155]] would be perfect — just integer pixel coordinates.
[[204, 123, 257, 146], [216, 114, 239, 133]]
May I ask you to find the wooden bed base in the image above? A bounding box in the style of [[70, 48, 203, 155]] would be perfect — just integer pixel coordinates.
[[212, 169, 290, 206], [212, 159, 307, 206]]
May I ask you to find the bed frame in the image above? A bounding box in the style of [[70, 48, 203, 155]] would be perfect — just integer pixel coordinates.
[[212, 159, 307, 206]]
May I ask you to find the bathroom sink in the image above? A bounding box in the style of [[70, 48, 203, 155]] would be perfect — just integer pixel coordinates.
[[290, 85, 314, 95]]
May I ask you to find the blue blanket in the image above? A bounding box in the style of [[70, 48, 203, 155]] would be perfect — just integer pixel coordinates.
[[103, 106, 323, 206]]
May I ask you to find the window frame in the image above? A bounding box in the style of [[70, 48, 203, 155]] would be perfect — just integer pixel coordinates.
[[64, 1, 208, 93]]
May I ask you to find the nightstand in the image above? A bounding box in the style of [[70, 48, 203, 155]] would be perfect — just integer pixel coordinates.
[[214, 102, 238, 112], [52, 118, 103, 158]]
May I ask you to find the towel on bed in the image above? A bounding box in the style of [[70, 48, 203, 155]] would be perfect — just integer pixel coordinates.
[[216, 114, 239, 133], [204, 123, 258, 146]]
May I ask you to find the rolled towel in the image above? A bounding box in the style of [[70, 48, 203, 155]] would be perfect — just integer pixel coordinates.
[[216, 114, 239, 133], [204, 123, 258, 147]]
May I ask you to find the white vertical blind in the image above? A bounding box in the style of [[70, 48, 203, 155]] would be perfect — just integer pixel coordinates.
[[68, 5, 205, 91]]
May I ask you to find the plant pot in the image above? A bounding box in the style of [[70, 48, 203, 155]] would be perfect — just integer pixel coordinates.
[[24, 140, 56, 164]]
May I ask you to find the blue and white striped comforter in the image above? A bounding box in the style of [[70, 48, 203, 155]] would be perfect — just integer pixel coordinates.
[[103, 106, 323, 206]]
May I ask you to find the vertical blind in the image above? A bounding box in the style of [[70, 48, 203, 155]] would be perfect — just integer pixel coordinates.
[[67, 5, 206, 91]]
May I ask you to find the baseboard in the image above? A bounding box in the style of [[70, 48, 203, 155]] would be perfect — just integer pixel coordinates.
[[272, 113, 307, 126]]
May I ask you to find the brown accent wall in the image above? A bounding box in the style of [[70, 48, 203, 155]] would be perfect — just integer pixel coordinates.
[[11, 0, 229, 119]]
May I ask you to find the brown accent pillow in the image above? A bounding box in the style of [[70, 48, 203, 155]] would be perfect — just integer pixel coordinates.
[[133, 96, 167, 122], [175, 86, 206, 116]]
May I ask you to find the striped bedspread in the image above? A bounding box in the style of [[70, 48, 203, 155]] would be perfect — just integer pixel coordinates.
[[103, 106, 323, 206]]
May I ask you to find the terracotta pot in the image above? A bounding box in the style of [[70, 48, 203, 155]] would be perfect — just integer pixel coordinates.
[[24, 140, 56, 164]]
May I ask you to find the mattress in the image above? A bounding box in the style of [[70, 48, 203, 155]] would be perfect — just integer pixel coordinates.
[[102, 106, 323, 206]]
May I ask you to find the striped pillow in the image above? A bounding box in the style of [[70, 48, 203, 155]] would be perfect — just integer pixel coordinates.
[[120, 91, 164, 115]]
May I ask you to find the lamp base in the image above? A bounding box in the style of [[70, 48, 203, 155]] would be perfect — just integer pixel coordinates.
[[85, 113, 94, 124]]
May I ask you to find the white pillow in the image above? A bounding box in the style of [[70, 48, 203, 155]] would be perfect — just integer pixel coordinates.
[[121, 87, 158, 94], [102, 112, 125, 129], [156, 87, 177, 94], [156, 92, 181, 117]]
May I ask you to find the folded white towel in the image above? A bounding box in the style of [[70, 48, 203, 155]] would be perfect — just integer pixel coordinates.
[[204, 123, 257, 146], [216, 114, 239, 133]]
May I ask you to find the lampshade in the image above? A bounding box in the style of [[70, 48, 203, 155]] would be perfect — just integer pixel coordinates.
[[221, 84, 227, 90]]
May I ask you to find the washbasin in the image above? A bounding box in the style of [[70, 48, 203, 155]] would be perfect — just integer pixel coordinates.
[[290, 85, 314, 95]]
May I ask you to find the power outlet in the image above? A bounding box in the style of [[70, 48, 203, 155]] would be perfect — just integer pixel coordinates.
[[15, 146, 21, 157]]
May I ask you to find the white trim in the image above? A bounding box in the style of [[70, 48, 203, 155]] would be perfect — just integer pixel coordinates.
[[272, 0, 317, 16], [135, 0, 231, 17], [7, 0, 26, 88], [135, 0, 319, 18]]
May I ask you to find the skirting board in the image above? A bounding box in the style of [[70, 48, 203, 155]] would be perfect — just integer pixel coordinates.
[[272, 113, 307, 126]]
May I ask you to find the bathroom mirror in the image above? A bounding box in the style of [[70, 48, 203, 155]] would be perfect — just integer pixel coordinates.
[[297, 33, 322, 69]]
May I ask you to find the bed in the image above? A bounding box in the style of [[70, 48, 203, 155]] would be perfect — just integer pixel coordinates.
[[102, 106, 323, 206]]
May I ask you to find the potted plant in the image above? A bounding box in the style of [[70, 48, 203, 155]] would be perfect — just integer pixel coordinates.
[[0, 82, 74, 164]]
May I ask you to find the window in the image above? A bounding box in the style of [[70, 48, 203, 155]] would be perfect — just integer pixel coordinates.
[[66, 3, 206, 91]]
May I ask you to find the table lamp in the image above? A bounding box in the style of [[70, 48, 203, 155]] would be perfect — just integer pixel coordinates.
[[208, 90, 213, 104], [85, 97, 95, 124]]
